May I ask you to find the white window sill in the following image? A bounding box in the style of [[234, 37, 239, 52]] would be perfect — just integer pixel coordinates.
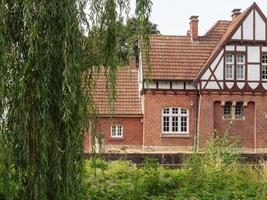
[[110, 136, 124, 139], [161, 133, 190, 138]]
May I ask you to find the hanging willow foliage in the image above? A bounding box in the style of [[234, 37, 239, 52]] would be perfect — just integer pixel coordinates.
[[0, 0, 151, 199]]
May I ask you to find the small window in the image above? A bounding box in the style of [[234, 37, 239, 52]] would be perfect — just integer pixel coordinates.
[[224, 102, 232, 119], [235, 102, 243, 119], [236, 54, 245, 80], [225, 54, 234, 80], [262, 55, 267, 80], [162, 107, 189, 134], [111, 125, 123, 138]]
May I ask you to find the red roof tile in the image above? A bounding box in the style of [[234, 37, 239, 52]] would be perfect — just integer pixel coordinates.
[[91, 66, 142, 115], [142, 20, 231, 80]]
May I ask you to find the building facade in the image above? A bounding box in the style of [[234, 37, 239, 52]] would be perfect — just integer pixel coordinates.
[[86, 3, 267, 153]]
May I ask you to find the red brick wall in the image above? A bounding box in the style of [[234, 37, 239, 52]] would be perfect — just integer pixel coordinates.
[[143, 92, 196, 147], [214, 101, 255, 148], [84, 116, 143, 152], [199, 94, 267, 149]]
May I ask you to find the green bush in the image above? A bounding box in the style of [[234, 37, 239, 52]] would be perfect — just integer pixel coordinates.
[[84, 136, 267, 200]]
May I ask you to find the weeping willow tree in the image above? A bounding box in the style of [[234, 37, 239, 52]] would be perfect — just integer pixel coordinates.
[[0, 0, 151, 199]]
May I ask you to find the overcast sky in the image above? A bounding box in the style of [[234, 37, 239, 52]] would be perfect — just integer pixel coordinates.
[[130, 0, 267, 35]]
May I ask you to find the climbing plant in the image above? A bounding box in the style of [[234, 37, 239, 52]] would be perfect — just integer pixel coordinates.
[[0, 0, 151, 199]]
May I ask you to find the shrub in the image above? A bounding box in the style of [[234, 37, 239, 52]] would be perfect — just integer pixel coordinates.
[[84, 135, 267, 200]]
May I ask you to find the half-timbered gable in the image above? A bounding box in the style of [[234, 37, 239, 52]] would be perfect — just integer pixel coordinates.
[[197, 3, 267, 92]]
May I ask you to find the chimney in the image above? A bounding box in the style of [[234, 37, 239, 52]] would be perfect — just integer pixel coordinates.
[[129, 55, 137, 69], [231, 9, 241, 20], [189, 16, 199, 41]]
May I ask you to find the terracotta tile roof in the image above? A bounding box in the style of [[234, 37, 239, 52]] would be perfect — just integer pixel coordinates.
[[142, 20, 231, 80], [91, 66, 142, 115]]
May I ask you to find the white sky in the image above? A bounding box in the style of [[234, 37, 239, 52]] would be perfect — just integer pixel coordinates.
[[130, 0, 267, 35]]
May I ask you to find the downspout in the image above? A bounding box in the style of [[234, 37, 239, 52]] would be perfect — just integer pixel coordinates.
[[254, 102, 257, 153], [193, 84, 200, 151]]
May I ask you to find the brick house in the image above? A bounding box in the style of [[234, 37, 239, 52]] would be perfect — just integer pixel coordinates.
[[86, 3, 267, 153]]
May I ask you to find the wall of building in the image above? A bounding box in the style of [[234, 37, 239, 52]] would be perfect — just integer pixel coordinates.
[[84, 116, 143, 153], [143, 92, 196, 150], [213, 101, 255, 148], [198, 94, 267, 152]]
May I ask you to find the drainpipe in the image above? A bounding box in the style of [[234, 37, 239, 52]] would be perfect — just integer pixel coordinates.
[[254, 102, 257, 153], [194, 87, 200, 151]]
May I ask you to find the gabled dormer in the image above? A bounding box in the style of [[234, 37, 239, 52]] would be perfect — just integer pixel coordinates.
[[196, 3, 267, 92]]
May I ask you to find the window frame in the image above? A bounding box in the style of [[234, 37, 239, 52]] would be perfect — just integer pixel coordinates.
[[223, 102, 232, 119], [235, 102, 244, 119], [162, 107, 189, 135], [262, 54, 267, 81], [110, 125, 123, 138], [225, 54, 234, 80]]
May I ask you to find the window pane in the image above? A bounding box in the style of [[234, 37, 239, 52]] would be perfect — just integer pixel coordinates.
[[262, 66, 267, 80], [226, 54, 233, 63], [111, 126, 116, 136], [180, 116, 188, 132], [181, 108, 187, 114], [172, 108, 179, 114], [237, 55, 244, 63], [117, 126, 122, 136], [262, 55, 267, 80], [224, 102, 232, 119], [262, 55, 267, 64], [172, 116, 178, 132], [163, 116, 169, 132], [237, 65, 244, 79], [226, 65, 233, 79], [163, 108, 170, 114], [235, 102, 243, 119]]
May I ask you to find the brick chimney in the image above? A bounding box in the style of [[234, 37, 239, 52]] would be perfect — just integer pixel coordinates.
[[189, 16, 199, 41], [129, 55, 137, 69], [231, 9, 241, 20]]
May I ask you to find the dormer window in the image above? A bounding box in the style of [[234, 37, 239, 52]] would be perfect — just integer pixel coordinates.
[[236, 54, 245, 80], [225, 54, 234, 80]]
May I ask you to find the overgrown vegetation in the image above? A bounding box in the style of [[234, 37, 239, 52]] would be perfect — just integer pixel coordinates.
[[85, 136, 267, 200], [0, 0, 152, 199]]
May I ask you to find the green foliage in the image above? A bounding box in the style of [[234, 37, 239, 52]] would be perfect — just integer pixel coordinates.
[[85, 137, 267, 200], [0, 0, 152, 199]]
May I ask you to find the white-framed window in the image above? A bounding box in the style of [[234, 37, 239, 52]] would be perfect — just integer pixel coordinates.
[[225, 54, 234, 80], [162, 107, 189, 134], [110, 125, 123, 138], [262, 55, 267, 80], [236, 54, 245, 80]]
